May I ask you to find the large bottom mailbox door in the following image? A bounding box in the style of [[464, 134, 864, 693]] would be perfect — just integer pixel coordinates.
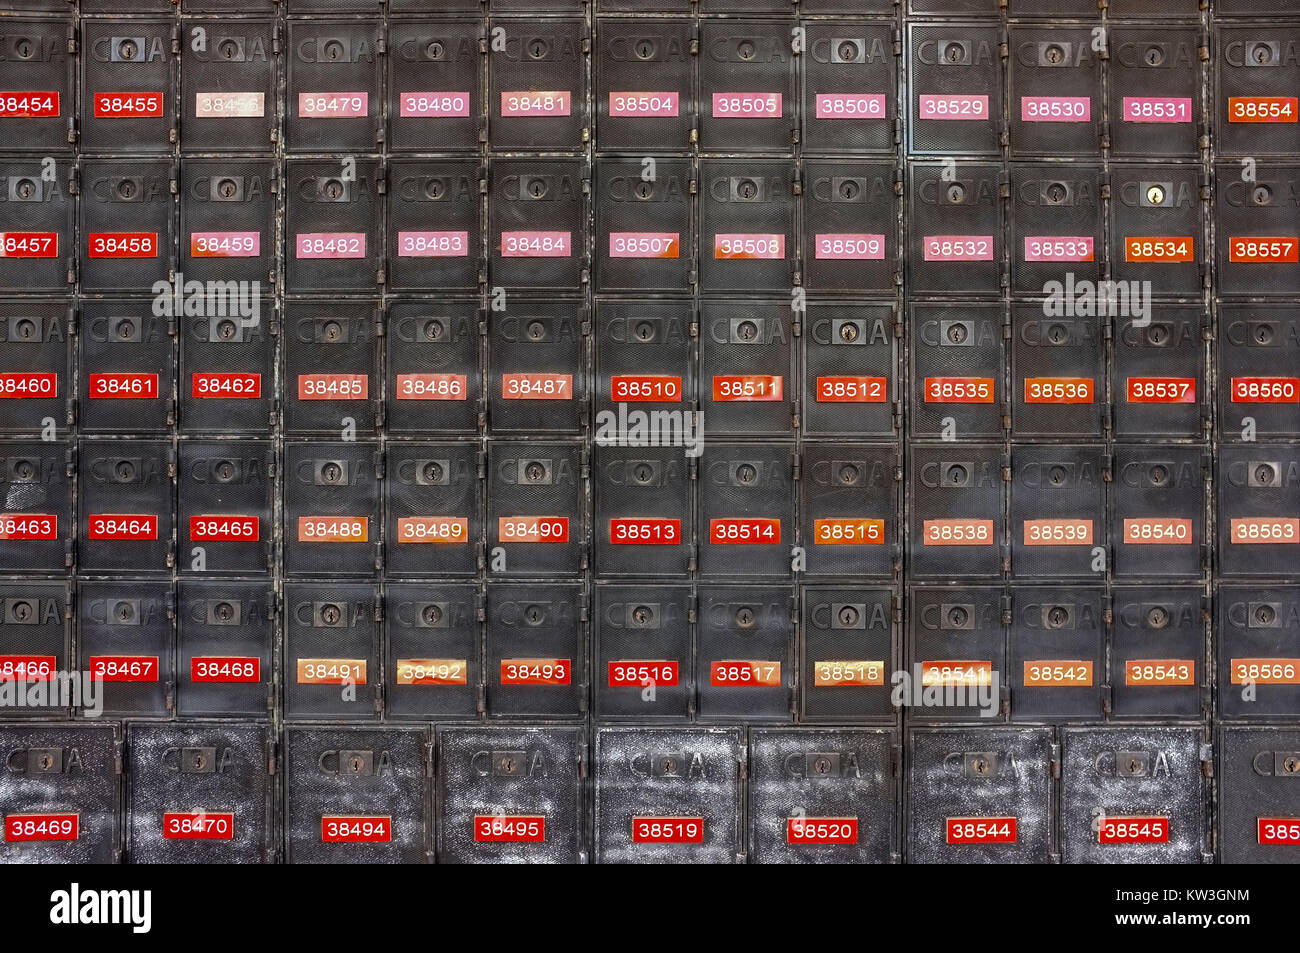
[[1219, 727, 1300, 864]]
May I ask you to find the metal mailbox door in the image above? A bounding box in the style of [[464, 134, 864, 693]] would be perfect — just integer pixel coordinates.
[[0, 159, 72, 292], [908, 302, 1003, 440], [284, 583, 380, 722], [699, 21, 795, 154], [486, 442, 584, 578], [699, 160, 796, 294], [803, 161, 897, 294], [80, 159, 173, 294], [177, 581, 273, 719], [800, 587, 896, 723], [594, 585, 692, 721], [1011, 306, 1104, 440], [700, 301, 793, 437], [286, 726, 431, 864], [1219, 304, 1300, 440], [78, 439, 174, 574], [594, 300, 694, 436], [0, 441, 71, 573], [0, 582, 70, 718], [593, 447, 692, 578], [384, 583, 480, 721], [749, 728, 898, 864], [81, 20, 174, 154], [284, 302, 377, 437], [1217, 445, 1300, 578], [907, 163, 1003, 296], [388, 159, 481, 293], [0, 20, 73, 155], [1109, 28, 1201, 159], [0, 725, 119, 864], [594, 19, 695, 154], [484, 583, 585, 719], [1008, 585, 1105, 721], [800, 444, 898, 579], [178, 441, 273, 576], [488, 159, 585, 291], [180, 159, 276, 287], [697, 585, 794, 723], [1009, 444, 1107, 579], [0, 303, 71, 439], [285, 159, 382, 294], [180, 19, 276, 154], [486, 300, 586, 434], [906, 585, 1006, 723], [1219, 727, 1300, 864], [699, 443, 794, 579], [78, 302, 173, 436], [1114, 308, 1206, 441], [594, 727, 743, 864], [286, 21, 381, 153], [804, 303, 896, 439], [386, 300, 480, 436], [283, 442, 380, 578], [178, 301, 275, 437], [594, 157, 692, 295], [1008, 26, 1102, 157], [1110, 587, 1205, 721], [1218, 586, 1300, 719], [1061, 727, 1207, 864], [907, 444, 1005, 580], [386, 443, 480, 579], [388, 20, 482, 154], [78, 580, 173, 718], [803, 22, 896, 157], [907, 25, 1002, 157], [488, 18, 587, 151], [1215, 161, 1300, 297], [1110, 165, 1203, 295], [1011, 165, 1105, 294], [437, 726, 584, 864], [907, 727, 1054, 863], [1113, 446, 1206, 581], [1216, 27, 1300, 157], [126, 724, 273, 864]]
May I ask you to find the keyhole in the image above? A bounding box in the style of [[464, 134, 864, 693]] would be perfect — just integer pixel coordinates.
[[216, 460, 235, 481], [947, 465, 967, 485], [323, 40, 345, 62], [632, 605, 652, 625], [1147, 606, 1169, 628], [636, 39, 654, 60], [948, 606, 968, 628], [426, 41, 444, 60], [1150, 465, 1169, 486], [1285, 757, 1300, 774], [422, 604, 442, 625], [525, 605, 544, 625], [944, 43, 963, 64], [838, 605, 859, 627], [736, 320, 758, 341], [11, 601, 32, 623], [116, 319, 134, 339], [1144, 46, 1163, 67], [217, 319, 237, 340], [1048, 323, 1068, 345], [947, 183, 965, 204], [13, 459, 34, 480], [738, 40, 756, 60], [118, 39, 138, 61], [115, 601, 135, 623], [1253, 43, 1273, 65], [323, 320, 343, 342], [838, 179, 859, 201], [1253, 185, 1272, 206], [526, 320, 546, 341], [320, 604, 341, 625], [14, 38, 32, 60], [423, 462, 443, 483], [15, 179, 35, 200], [115, 460, 136, 481], [1255, 324, 1274, 345], [525, 462, 545, 483], [1044, 44, 1065, 65], [634, 321, 655, 341], [215, 602, 235, 622], [1048, 606, 1068, 627], [735, 463, 757, 485], [423, 320, 443, 341], [528, 38, 548, 60], [633, 463, 653, 484], [425, 180, 444, 200], [1146, 185, 1165, 205], [14, 319, 36, 341], [1256, 464, 1276, 485], [736, 179, 758, 200], [947, 323, 968, 344], [1256, 604, 1277, 626], [1050, 466, 1067, 486], [1147, 324, 1167, 346], [324, 179, 344, 200], [348, 756, 365, 773], [116, 180, 136, 200], [813, 757, 834, 775], [322, 462, 343, 484], [635, 180, 654, 200], [972, 757, 990, 775], [38, 754, 55, 770], [1046, 182, 1067, 204], [839, 322, 859, 343], [218, 39, 239, 60], [838, 40, 859, 62], [735, 606, 755, 627], [838, 463, 859, 485], [217, 179, 238, 199], [528, 179, 547, 199]]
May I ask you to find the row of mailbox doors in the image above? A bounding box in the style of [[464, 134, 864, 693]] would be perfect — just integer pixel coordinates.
[[7, 580, 1300, 722], [6, 17, 1297, 157], [4, 722, 1297, 864]]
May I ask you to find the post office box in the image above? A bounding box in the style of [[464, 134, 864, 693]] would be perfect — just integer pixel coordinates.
[[699, 21, 795, 154], [0, 20, 74, 155], [594, 19, 695, 153], [0, 725, 120, 864], [800, 586, 896, 723], [908, 302, 1004, 440], [437, 726, 584, 863], [1219, 304, 1300, 440], [78, 302, 174, 436], [1114, 308, 1207, 440], [1012, 165, 1105, 294], [1010, 305, 1104, 439], [284, 302, 378, 436], [484, 583, 585, 718], [77, 580, 173, 718], [286, 726, 431, 864], [803, 161, 897, 294], [1108, 29, 1202, 159], [0, 440, 71, 573], [800, 444, 898, 579], [180, 160, 276, 287], [487, 299, 587, 434], [177, 581, 273, 719], [488, 159, 586, 291], [1218, 585, 1300, 718], [593, 447, 693, 578], [907, 25, 1002, 156], [1008, 584, 1105, 720], [594, 157, 693, 294], [1218, 726, 1300, 864], [284, 583, 380, 721], [0, 159, 73, 292], [1217, 446, 1300, 578], [384, 583, 480, 721], [178, 441, 274, 576], [285, 159, 382, 294], [386, 300, 480, 436], [907, 727, 1054, 863], [1061, 727, 1208, 864], [594, 300, 694, 430], [906, 585, 1006, 723], [388, 20, 482, 154], [178, 299, 275, 436], [388, 159, 482, 293], [1110, 587, 1205, 720], [749, 728, 898, 864], [78, 439, 174, 574], [80, 159, 173, 295], [1216, 27, 1300, 157], [126, 724, 274, 864], [1008, 27, 1102, 157], [907, 444, 1005, 580], [488, 18, 587, 151], [179, 19, 276, 154], [1113, 446, 1206, 580], [699, 443, 794, 578], [81, 20, 175, 154], [1214, 162, 1300, 297], [486, 442, 584, 577], [906, 163, 1003, 295], [286, 21, 381, 152], [1010, 445, 1107, 579], [594, 727, 743, 864], [1110, 165, 1203, 295], [700, 301, 793, 437], [594, 585, 693, 721], [697, 585, 794, 723], [283, 442, 380, 578], [803, 22, 896, 157], [699, 159, 796, 293], [0, 582, 71, 718], [386, 443, 480, 579], [0, 302, 71, 438], [804, 302, 897, 438]]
